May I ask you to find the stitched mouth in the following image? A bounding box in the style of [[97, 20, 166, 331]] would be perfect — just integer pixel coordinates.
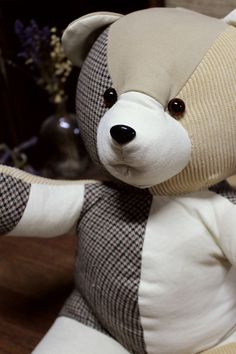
[[108, 161, 151, 183], [107, 163, 154, 188], [109, 151, 146, 170], [110, 163, 133, 177]]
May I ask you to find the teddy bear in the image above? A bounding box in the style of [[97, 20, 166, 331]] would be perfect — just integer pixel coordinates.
[[1, 6, 236, 354]]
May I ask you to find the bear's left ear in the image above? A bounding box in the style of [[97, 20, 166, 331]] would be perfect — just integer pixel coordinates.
[[223, 9, 236, 26], [62, 12, 122, 67]]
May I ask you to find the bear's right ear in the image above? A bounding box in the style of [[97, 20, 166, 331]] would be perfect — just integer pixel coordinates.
[[62, 12, 122, 67]]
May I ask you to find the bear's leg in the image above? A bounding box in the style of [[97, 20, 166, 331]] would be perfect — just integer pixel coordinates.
[[32, 316, 131, 354]]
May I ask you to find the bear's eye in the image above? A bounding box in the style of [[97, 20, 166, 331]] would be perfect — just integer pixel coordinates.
[[103, 88, 117, 108], [167, 98, 185, 119]]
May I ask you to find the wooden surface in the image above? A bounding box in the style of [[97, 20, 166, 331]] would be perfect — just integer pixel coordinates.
[[0, 235, 76, 354]]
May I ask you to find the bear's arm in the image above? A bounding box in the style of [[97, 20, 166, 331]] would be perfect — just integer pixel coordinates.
[[0, 165, 88, 238]]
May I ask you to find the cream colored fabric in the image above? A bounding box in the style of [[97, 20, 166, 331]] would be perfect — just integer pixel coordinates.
[[138, 191, 236, 353], [224, 9, 236, 26], [8, 182, 85, 237], [32, 317, 130, 354], [202, 343, 236, 353], [166, 0, 236, 19], [150, 26, 236, 196], [62, 12, 122, 67], [0, 166, 92, 238], [108, 8, 227, 107]]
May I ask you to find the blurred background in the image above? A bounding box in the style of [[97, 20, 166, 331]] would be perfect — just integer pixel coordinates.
[[0, 0, 164, 180]]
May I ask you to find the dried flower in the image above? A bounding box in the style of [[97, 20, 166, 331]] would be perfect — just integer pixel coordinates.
[[15, 19, 72, 104]]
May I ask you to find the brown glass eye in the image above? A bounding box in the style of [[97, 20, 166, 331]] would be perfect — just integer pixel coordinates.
[[168, 98, 185, 118], [103, 88, 117, 108]]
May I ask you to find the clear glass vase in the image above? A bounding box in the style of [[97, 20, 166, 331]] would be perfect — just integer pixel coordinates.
[[39, 101, 90, 179]]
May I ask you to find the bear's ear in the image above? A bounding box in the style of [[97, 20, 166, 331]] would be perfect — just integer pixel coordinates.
[[223, 9, 236, 26], [62, 12, 122, 67]]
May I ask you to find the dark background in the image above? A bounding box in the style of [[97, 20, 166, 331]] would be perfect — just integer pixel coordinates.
[[0, 0, 163, 149]]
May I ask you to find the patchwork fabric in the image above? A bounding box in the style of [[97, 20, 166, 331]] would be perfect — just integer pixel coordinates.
[[61, 183, 152, 354], [210, 180, 236, 204], [60, 288, 107, 334], [0, 173, 30, 235], [76, 28, 112, 165], [150, 27, 236, 196]]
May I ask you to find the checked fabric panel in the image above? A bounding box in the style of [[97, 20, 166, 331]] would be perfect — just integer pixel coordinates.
[[0, 173, 30, 235], [62, 183, 152, 354], [210, 180, 236, 204], [60, 288, 108, 335], [76, 28, 112, 165]]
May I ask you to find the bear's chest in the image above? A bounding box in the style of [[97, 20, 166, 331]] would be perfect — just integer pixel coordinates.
[[77, 183, 152, 279], [72, 184, 233, 354], [75, 183, 152, 352]]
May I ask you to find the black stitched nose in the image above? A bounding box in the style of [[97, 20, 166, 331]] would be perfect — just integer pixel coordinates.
[[110, 125, 136, 145]]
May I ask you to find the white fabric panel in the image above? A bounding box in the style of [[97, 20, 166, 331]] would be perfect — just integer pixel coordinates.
[[139, 190, 236, 354], [97, 92, 191, 188], [32, 316, 130, 354], [9, 183, 85, 237], [216, 328, 236, 348], [223, 9, 236, 26]]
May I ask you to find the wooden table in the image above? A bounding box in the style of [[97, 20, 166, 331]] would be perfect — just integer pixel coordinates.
[[0, 235, 76, 354]]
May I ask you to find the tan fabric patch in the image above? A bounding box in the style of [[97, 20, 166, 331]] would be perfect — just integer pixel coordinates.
[[166, 0, 236, 19], [202, 343, 236, 353], [150, 26, 236, 196], [0, 165, 94, 186], [108, 8, 226, 106]]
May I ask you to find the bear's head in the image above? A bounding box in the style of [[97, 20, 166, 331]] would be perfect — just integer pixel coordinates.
[[62, 8, 236, 195]]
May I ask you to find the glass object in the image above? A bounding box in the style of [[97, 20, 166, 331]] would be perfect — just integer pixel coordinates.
[[39, 102, 90, 179]]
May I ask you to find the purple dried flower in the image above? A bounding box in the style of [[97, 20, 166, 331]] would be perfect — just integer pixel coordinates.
[[30, 19, 39, 31], [14, 19, 24, 36], [14, 19, 72, 104]]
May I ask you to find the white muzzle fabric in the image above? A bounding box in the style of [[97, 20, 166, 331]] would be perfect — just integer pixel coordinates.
[[97, 92, 191, 188]]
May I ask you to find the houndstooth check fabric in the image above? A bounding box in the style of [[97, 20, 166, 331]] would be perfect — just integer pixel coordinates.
[[76, 28, 112, 165], [61, 183, 152, 354], [60, 288, 108, 335], [0, 173, 30, 235], [210, 180, 236, 204]]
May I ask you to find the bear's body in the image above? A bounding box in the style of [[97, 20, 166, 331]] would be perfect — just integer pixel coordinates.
[[60, 182, 236, 354], [2, 170, 236, 353], [1, 6, 236, 354], [62, 183, 151, 353]]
